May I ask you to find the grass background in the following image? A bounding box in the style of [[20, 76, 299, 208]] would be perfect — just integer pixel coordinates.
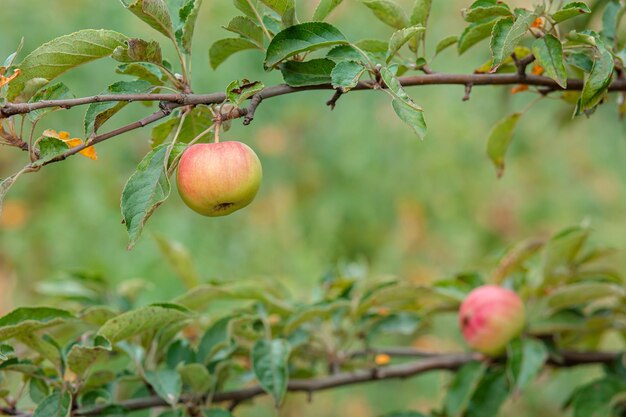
[[0, 1, 624, 416]]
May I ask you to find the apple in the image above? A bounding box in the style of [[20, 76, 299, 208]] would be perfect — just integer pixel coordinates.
[[458, 285, 525, 356], [176, 141, 262, 216]]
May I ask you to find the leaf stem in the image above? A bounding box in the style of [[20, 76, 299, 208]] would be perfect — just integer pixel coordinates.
[[247, 0, 272, 41], [349, 43, 375, 70]]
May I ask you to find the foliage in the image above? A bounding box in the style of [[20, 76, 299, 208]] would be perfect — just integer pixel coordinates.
[[1, 0, 626, 245], [0, 226, 622, 416]]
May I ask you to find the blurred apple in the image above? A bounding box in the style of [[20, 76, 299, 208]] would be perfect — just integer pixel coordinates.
[[458, 285, 525, 356], [176, 141, 262, 216]]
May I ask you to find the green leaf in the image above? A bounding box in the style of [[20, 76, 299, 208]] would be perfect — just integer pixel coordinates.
[[506, 338, 548, 391], [209, 38, 259, 69], [178, 363, 212, 393], [280, 58, 335, 87], [331, 61, 367, 92], [7, 30, 127, 101], [154, 235, 200, 289], [112, 38, 163, 64], [166, 339, 195, 368], [0, 358, 42, 378], [411, 0, 432, 26], [265, 22, 348, 68], [260, 0, 295, 16], [532, 34, 567, 88], [84, 80, 152, 137], [571, 377, 626, 417], [0, 307, 74, 342], [435, 35, 459, 55], [368, 313, 421, 340], [177, 106, 214, 143], [116, 62, 166, 85], [313, 0, 344, 21], [545, 283, 626, 311], [601, 1, 623, 44], [541, 226, 590, 282], [466, 370, 510, 417], [462, 3, 512, 22], [121, 0, 175, 40], [67, 344, 111, 375], [490, 10, 537, 70], [29, 378, 49, 404], [33, 391, 71, 417], [174, 284, 292, 314], [0, 344, 14, 361], [486, 112, 521, 178], [552, 2, 592, 23], [176, 0, 203, 53], [233, 0, 258, 19], [576, 44, 614, 114], [31, 137, 70, 168], [121, 143, 186, 249], [226, 79, 264, 107], [284, 301, 349, 334], [458, 18, 499, 54], [386, 26, 425, 63], [28, 83, 75, 122], [80, 306, 119, 327], [151, 117, 180, 148], [327, 45, 366, 62], [197, 316, 233, 363], [14, 78, 50, 103], [251, 339, 291, 406], [224, 16, 264, 47], [362, 0, 409, 29], [379, 67, 427, 139], [444, 361, 488, 417], [97, 304, 189, 343], [391, 99, 427, 140], [145, 369, 182, 406]]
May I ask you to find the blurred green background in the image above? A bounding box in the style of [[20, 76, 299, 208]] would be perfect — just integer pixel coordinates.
[[0, 1, 624, 416]]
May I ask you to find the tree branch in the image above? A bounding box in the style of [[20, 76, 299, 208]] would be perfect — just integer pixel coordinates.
[[3, 72, 625, 119], [41, 105, 176, 166], [0, 350, 619, 417], [3, 71, 626, 169], [64, 350, 622, 417]]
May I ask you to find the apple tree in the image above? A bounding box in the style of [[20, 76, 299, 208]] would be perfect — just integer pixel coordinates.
[[0, 1, 624, 416]]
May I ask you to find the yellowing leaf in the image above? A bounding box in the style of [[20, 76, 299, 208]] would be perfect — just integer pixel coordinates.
[[0, 69, 21, 88], [375, 354, 391, 365], [42, 129, 98, 160]]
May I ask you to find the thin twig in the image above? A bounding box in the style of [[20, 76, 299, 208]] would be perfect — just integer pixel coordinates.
[[243, 94, 263, 125], [463, 83, 473, 101], [326, 89, 343, 110], [41, 105, 175, 166], [511, 54, 537, 77]]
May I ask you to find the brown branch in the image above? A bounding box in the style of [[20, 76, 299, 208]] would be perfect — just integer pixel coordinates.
[[326, 89, 343, 110], [243, 94, 263, 125], [3, 71, 626, 168], [64, 350, 621, 417], [3, 72, 626, 119], [511, 53, 536, 77], [1, 350, 619, 417], [41, 105, 176, 166]]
